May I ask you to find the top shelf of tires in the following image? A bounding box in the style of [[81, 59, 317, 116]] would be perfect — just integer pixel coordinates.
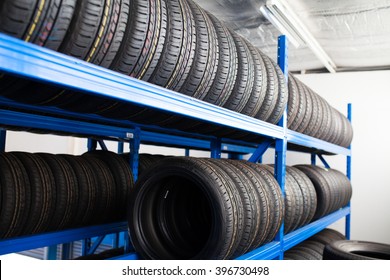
[[0, 0, 352, 156]]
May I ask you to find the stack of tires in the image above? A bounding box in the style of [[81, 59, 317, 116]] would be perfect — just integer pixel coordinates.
[[128, 157, 285, 259], [295, 165, 352, 221], [0, 0, 287, 132], [127, 156, 353, 259], [0, 150, 133, 238], [287, 75, 353, 147], [264, 165, 318, 234]]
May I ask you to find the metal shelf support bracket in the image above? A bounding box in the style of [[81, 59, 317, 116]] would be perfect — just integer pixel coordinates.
[[0, 128, 6, 152]]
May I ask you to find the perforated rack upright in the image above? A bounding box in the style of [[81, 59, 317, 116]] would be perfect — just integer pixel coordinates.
[[0, 33, 351, 260]]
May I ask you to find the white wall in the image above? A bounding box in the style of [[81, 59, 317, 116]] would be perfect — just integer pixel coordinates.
[[5, 131, 78, 154], [291, 70, 390, 244]]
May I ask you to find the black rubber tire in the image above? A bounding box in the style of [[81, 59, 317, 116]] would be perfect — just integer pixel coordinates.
[[315, 95, 331, 140], [209, 159, 258, 257], [331, 168, 352, 209], [128, 156, 242, 260], [284, 168, 304, 232], [285, 249, 316, 260], [96, 0, 167, 119], [283, 173, 296, 234], [293, 245, 323, 260], [244, 162, 284, 243], [179, 0, 218, 100], [11, 152, 55, 235], [262, 165, 295, 234], [295, 82, 313, 133], [310, 91, 324, 138], [111, 0, 167, 80], [0, 0, 40, 40], [222, 31, 254, 114], [151, 0, 219, 128], [0, 0, 77, 102], [104, 0, 196, 125], [60, 155, 98, 227], [284, 251, 306, 260], [202, 12, 237, 107], [266, 59, 287, 124], [309, 228, 345, 245], [0, 153, 30, 238], [303, 88, 321, 137], [286, 74, 300, 129], [240, 40, 267, 117], [200, 159, 244, 259], [294, 165, 332, 220], [287, 166, 317, 227], [300, 240, 326, 257], [224, 160, 270, 251], [255, 53, 278, 122], [37, 153, 79, 231], [59, 0, 107, 61], [323, 240, 390, 260], [167, 11, 240, 134], [148, 0, 196, 91], [82, 155, 115, 225], [0, 0, 76, 50], [85, 150, 134, 221], [2, 0, 124, 108], [327, 107, 341, 145], [288, 75, 306, 131], [44, 0, 130, 111], [321, 228, 346, 241]]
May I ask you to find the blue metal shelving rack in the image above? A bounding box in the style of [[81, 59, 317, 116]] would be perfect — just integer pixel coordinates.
[[0, 33, 351, 260]]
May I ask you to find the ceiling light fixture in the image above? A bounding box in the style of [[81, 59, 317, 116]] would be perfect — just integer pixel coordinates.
[[260, 0, 337, 73]]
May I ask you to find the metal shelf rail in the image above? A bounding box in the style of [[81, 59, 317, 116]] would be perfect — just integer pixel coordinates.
[[0, 34, 352, 260]]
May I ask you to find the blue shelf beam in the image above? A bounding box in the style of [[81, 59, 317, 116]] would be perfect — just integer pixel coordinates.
[[287, 129, 351, 156], [0, 222, 127, 256], [0, 107, 258, 154], [235, 241, 281, 260], [283, 207, 350, 251]]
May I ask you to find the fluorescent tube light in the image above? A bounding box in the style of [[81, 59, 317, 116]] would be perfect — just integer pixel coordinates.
[[261, 0, 337, 73]]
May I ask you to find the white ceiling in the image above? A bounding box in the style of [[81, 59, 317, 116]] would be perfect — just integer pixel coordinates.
[[194, 0, 390, 73]]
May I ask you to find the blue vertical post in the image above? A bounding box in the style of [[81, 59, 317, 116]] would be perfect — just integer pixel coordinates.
[[129, 127, 141, 182], [87, 139, 97, 151], [274, 35, 288, 260], [82, 238, 91, 256], [311, 153, 316, 165], [61, 243, 71, 260], [44, 245, 58, 260], [118, 142, 124, 154], [346, 103, 352, 240], [0, 129, 6, 152], [113, 233, 120, 249], [210, 138, 222, 159], [185, 148, 190, 157]]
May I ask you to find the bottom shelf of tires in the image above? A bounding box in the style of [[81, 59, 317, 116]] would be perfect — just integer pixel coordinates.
[[0, 151, 351, 260]]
